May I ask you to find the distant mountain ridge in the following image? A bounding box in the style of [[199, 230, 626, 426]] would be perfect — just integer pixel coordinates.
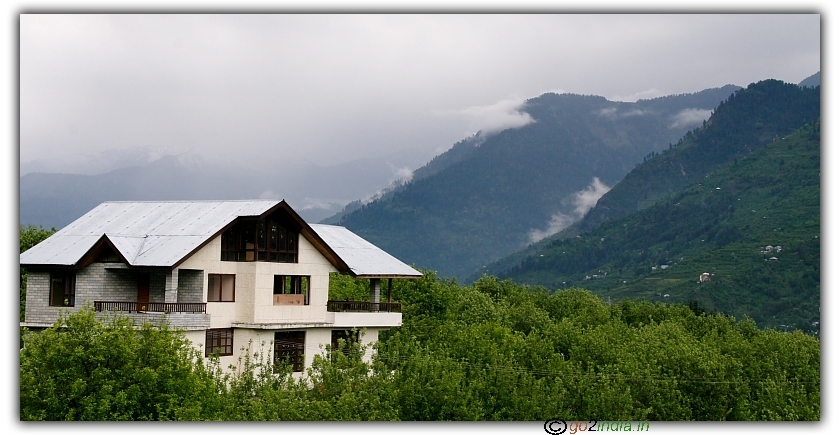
[[334, 85, 741, 281], [493, 115, 820, 332], [20, 148, 431, 227], [482, 79, 819, 282]]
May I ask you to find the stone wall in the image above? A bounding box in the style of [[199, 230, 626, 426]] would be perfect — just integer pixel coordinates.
[[23, 263, 208, 329], [177, 269, 204, 303]]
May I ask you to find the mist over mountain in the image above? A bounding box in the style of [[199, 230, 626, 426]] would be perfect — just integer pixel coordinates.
[[493, 115, 820, 331], [19, 147, 432, 228], [572, 79, 820, 236], [333, 85, 741, 281], [482, 79, 819, 282]]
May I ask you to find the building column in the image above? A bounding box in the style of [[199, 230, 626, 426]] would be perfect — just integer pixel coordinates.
[[165, 268, 179, 303], [369, 278, 381, 305]]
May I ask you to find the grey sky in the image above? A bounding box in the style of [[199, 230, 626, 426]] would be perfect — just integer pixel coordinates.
[[20, 13, 819, 171]]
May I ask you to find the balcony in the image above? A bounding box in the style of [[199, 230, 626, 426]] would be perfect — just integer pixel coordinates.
[[327, 300, 402, 313], [94, 301, 207, 313], [93, 301, 210, 330]]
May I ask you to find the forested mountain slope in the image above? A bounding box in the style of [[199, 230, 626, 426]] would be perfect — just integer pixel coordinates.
[[336, 85, 739, 281], [495, 118, 820, 332], [480, 80, 820, 281], [575, 80, 820, 234]]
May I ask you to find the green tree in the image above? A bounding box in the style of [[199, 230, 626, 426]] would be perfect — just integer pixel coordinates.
[[20, 307, 222, 420]]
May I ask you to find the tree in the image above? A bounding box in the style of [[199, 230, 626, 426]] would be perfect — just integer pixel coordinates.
[[20, 308, 222, 420]]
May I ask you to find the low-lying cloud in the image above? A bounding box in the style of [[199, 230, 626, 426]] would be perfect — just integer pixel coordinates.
[[670, 108, 712, 129], [391, 165, 414, 184], [572, 177, 610, 217], [527, 177, 611, 244], [435, 97, 535, 137], [598, 107, 649, 119]]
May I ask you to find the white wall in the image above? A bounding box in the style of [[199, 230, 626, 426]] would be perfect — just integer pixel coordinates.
[[178, 234, 338, 328]]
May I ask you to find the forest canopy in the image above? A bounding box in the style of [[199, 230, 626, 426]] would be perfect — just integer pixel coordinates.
[[21, 272, 820, 421]]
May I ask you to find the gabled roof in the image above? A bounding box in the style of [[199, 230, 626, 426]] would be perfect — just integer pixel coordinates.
[[310, 224, 422, 278], [19, 200, 421, 279]]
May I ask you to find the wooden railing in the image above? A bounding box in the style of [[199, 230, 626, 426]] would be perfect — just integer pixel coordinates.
[[94, 301, 207, 314], [327, 300, 401, 313]]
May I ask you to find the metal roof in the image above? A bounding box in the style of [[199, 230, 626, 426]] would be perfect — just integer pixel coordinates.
[[309, 224, 422, 278], [20, 200, 278, 267], [20, 200, 422, 279]]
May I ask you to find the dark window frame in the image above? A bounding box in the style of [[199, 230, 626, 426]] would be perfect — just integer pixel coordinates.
[[49, 272, 76, 307], [207, 273, 236, 302], [205, 328, 234, 356], [221, 217, 298, 263], [273, 275, 310, 305], [331, 329, 360, 358], [274, 331, 305, 372]]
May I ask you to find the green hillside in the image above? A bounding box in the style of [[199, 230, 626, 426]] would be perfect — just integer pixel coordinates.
[[337, 86, 739, 281], [497, 119, 820, 332], [479, 80, 820, 281], [577, 79, 820, 233]]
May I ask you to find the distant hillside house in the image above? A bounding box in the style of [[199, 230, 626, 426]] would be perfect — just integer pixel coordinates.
[[20, 200, 421, 374]]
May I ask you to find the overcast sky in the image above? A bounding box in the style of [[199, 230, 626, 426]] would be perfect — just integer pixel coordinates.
[[20, 13, 819, 171]]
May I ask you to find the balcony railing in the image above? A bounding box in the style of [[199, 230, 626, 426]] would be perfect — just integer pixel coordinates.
[[327, 300, 402, 313], [94, 301, 207, 314]]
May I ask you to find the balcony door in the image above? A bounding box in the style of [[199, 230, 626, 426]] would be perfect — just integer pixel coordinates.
[[137, 273, 150, 310]]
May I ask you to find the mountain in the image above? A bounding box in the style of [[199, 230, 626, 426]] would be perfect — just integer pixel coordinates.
[[320, 134, 485, 225], [333, 85, 741, 281], [799, 71, 820, 88], [19, 148, 431, 228], [568, 79, 820, 236], [488, 103, 819, 331]]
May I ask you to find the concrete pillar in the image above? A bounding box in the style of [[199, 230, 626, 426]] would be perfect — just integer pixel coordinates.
[[369, 278, 381, 305], [165, 268, 179, 303]]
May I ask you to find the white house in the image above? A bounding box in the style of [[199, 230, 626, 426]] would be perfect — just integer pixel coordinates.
[[19, 200, 421, 374]]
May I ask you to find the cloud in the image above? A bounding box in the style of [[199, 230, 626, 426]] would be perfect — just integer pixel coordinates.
[[598, 107, 649, 120], [670, 108, 712, 129], [527, 177, 611, 243], [527, 212, 576, 244], [620, 109, 648, 117], [391, 166, 414, 184], [258, 190, 281, 199], [598, 107, 618, 118], [572, 177, 611, 217], [609, 88, 664, 102], [298, 198, 347, 211], [434, 97, 535, 137]]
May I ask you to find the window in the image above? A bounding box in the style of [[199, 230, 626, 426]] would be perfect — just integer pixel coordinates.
[[208, 274, 235, 302], [49, 272, 76, 307], [331, 329, 359, 357], [273, 275, 309, 305], [205, 328, 234, 356], [274, 331, 305, 372], [221, 217, 298, 263]]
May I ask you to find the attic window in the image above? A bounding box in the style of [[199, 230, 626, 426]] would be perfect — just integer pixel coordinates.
[[96, 245, 121, 263], [221, 218, 298, 263]]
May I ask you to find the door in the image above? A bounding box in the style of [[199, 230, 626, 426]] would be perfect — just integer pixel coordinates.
[[137, 273, 150, 311]]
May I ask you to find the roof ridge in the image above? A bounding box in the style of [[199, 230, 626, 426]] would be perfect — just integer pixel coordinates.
[[102, 199, 281, 203]]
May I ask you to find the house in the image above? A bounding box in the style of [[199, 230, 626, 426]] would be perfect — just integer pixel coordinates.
[[19, 200, 422, 374]]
